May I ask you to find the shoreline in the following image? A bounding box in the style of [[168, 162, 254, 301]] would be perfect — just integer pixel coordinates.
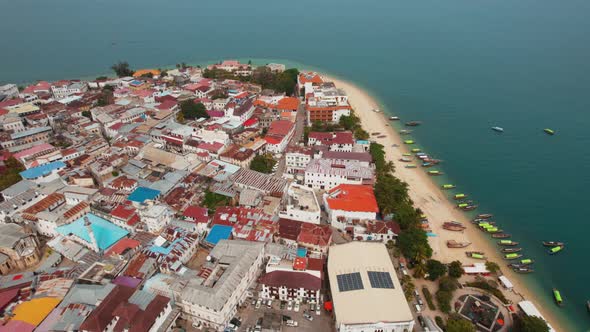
[[323, 73, 568, 332]]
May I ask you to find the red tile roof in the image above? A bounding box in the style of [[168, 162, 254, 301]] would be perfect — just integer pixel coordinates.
[[106, 238, 141, 256], [267, 120, 294, 137], [298, 72, 323, 85], [183, 205, 209, 223], [156, 100, 177, 111], [297, 223, 332, 248], [79, 285, 135, 332], [325, 184, 379, 213]]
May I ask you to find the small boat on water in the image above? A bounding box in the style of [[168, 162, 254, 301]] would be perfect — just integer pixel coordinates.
[[402, 153, 412, 157], [442, 184, 456, 189], [492, 233, 511, 239], [549, 246, 564, 255], [520, 258, 534, 265], [405, 121, 422, 127], [404, 140, 415, 144], [514, 267, 534, 274], [399, 157, 412, 162], [422, 162, 436, 168], [485, 227, 502, 234], [454, 193, 467, 200], [466, 251, 486, 259], [544, 128, 555, 135], [405, 164, 417, 169], [553, 288, 564, 307], [501, 247, 522, 253], [505, 253, 523, 260], [443, 221, 466, 231], [477, 214, 493, 219], [411, 148, 421, 153], [498, 240, 519, 246], [509, 263, 529, 269], [389, 116, 400, 120], [472, 218, 491, 223], [461, 205, 478, 211], [492, 126, 504, 133], [543, 241, 564, 247], [586, 300, 590, 313], [447, 240, 471, 248], [428, 170, 444, 176], [400, 130, 412, 135]]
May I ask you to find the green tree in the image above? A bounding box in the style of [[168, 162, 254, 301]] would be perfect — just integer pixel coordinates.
[[426, 259, 447, 281], [111, 61, 134, 77], [111, 171, 119, 177], [446, 315, 476, 332], [250, 154, 276, 174], [485, 261, 501, 274], [397, 225, 432, 260], [438, 276, 458, 292], [354, 127, 370, 140], [0, 157, 24, 191], [180, 100, 209, 120], [513, 315, 550, 332], [435, 290, 453, 313], [203, 190, 230, 213], [403, 280, 415, 301], [448, 260, 465, 278], [81, 110, 92, 119]]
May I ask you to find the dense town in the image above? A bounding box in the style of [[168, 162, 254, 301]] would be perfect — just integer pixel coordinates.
[[0, 61, 551, 332]]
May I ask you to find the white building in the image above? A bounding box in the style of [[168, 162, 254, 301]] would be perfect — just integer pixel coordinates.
[[192, 127, 230, 147], [173, 240, 265, 331], [278, 184, 321, 224], [2, 115, 25, 133], [0, 84, 19, 99], [51, 81, 88, 99], [139, 204, 172, 233], [328, 242, 415, 332], [323, 184, 379, 229], [285, 146, 313, 177], [304, 159, 374, 190]]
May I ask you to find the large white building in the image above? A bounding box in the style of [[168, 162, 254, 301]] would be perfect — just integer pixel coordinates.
[[323, 184, 379, 229], [328, 242, 415, 332], [285, 146, 313, 177], [51, 81, 88, 99], [304, 159, 374, 190], [139, 204, 172, 233], [278, 183, 321, 224]]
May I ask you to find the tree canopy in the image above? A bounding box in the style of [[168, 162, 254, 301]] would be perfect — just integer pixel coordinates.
[[0, 157, 24, 191], [250, 154, 276, 174], [446, 315, 476, 332], [180, 100, 209, 120], [514, 315, 550, 332], [426, 259, 448, 281], [111, 61, 134, 77], [397, 227, 432, 261], [448, 260, 465, 278]]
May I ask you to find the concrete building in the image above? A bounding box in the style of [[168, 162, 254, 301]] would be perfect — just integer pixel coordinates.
[[0, 223, 40, 275], [284, 146, 313, 177], [328, 242, 415, 332], [304, 159, 374, 190], [139, 204, 173, 233], [323, 184, 379, 229], [278, 184, 321, 224]]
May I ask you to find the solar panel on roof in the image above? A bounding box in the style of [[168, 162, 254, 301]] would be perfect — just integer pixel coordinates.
[[336, 272, 364, 292], [367, 271, 394, 289]]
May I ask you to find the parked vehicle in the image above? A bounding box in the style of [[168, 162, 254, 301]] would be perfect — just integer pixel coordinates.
[[287, 301, 293, 311], [286, 320, 298, 327], [303, 312, 314, 321], [294, 302, 300, 312], [255, 299, 262, 309]]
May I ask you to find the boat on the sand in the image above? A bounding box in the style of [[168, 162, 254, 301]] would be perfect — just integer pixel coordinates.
[[513, 267, 534, 274], [405, 164, 417, 169], [466, 251, 486, 259], [460, 205, 478, 211], [399, 157, 412, 162], [492, 233, 511, 239], [443, 221, 466, 231], [447, 240, 471, 248], [498, 240, 519, 246]]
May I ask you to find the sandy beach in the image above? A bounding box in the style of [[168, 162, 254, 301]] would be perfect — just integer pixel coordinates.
[[323, 74, 566, 331]]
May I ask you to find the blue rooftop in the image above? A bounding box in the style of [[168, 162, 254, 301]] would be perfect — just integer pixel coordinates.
[[297, 248, 308, 258], [149, 238, 182, 255], [56, 213, 129, 251], [19, 161, 66, 179], [128, 187, 161, 203], [206, 225, 233, 245]]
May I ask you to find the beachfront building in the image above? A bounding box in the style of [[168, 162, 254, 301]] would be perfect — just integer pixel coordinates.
[[304, 82, 351, 124], [0, 223, 41, 275], [323, 184, 379, 230], [278, 184, 321, 224], [304, 159, 374, 190], [50, 81, 88, 99], [328, 242, 414, 332], [171, 240, 265, 331], [308, 131, 354, 152]]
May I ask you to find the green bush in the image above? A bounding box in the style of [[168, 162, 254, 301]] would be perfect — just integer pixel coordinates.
[[435, 316, 446, 330], [436, 290, 453, 313], [465, 281, 509, 304], [422, 287, 436, 310]]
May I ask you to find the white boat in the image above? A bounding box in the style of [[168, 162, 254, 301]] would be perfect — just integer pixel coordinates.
[[492, 126, 504, 132], [389, 116, 399, 120], [373, 109, 381, 113]]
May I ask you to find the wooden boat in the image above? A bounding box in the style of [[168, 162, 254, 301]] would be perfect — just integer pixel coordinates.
[[492, 233, 511, 239], [544, 128, 555, 135], [466, 251, 486, 259], [501, 247, 522, 253], [373, 109, 381, 113], [399, 157, 412, 162], [377, 135, 387, 138], [492, 126, 504, 132], [553, 288, 563, 307], [428, 170, 444, 176], [447, 240, 471, 248], [411, 148, 421, 153], [508, 263, 529, 269], [442, 184, 456, 190], [453, 193, 467, 200], [472, 218, 492, 223], [443, 222, 466, 231], [389, 116, 400, 120], [543, 241, 564, 247], [371, 132, 380, 136], [498, 240, 519, 246], [461, 205, 478, 211], [405, 121, 422, 127], [504, 253, 523, 260], [549, 246, 564, 255], [477, 214, 493, 219], [422, 162, 436, 168], [513, 267, 534, 274], [405, 164, 417, 169], [520, 258, 534, 265]]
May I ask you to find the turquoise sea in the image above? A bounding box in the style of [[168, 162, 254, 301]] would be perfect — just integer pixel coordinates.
[[2, 0, 590, 329]]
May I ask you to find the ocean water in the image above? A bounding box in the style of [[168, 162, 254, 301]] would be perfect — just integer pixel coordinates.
[[2, 0, 590, 329]]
